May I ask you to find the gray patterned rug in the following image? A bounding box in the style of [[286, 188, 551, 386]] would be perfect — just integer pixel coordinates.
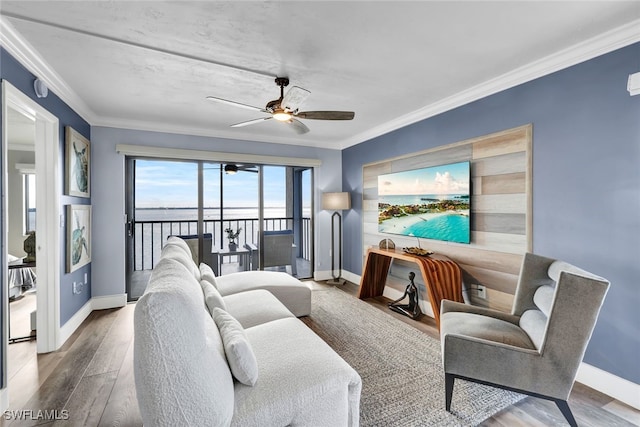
[[302, 287, 524, 427]]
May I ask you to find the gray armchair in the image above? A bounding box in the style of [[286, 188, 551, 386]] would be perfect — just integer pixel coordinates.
[[440, 252, 609, 426]]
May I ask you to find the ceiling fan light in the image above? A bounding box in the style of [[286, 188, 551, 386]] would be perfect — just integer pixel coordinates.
[[273, 111, 292, 121], [224, 164, 238, 174]]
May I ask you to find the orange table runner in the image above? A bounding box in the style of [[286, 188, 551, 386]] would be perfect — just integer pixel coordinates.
[[358, 248, 463, 327]]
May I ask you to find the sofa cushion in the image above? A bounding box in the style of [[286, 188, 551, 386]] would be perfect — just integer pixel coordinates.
[[213, 308, 259, 387], [223, 289, 294, 329], [165, 235, 192, 256], [202, 279, 226, 315], [161, 241, 200, 280], [200, 262, 218, 288], [134, 257, 234, 426], [216, 271, 312, 317]]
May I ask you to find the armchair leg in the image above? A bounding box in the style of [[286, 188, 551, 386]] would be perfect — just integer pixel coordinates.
[[555, 400, 578, 427], [445, 373, 454, 411]]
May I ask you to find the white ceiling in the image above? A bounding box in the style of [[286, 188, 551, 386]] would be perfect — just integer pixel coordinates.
[[1, 1, 639, 150]]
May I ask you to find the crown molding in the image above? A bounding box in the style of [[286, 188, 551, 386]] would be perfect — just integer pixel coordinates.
[[339, 19, 640, 149], [0, 16, 96, 124]]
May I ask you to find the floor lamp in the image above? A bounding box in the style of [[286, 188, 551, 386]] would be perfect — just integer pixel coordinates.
[[322, 192, 351, 285]]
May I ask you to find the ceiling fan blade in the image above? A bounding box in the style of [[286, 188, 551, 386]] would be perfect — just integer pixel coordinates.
[[281, 86, 311, 112], [230, 117, 272, 127], [295, 111, 355, 120], [206, 96, 266, 113], [237, 165, 259, 173], [288, 119, 310, 135]]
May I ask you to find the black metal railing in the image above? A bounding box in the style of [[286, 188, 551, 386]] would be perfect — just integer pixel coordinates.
[[133, 217, 311, 271]]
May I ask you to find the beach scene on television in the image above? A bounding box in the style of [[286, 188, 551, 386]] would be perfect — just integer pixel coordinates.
[[378, 161, 470, 244]]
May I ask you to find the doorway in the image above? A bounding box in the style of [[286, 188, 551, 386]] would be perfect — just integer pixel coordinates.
[[6, 106, 37, 347], [2, 80, 61, 404]]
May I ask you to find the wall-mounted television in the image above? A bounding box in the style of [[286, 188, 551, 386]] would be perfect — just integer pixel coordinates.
[[378, 161, 470, 244]]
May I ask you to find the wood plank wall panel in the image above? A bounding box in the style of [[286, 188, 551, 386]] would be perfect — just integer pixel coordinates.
[[361, 124, 532, 311], [481, 172, 526, 194]]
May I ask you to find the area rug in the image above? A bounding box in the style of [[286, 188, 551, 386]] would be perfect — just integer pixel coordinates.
[[301, 287, 524, 427]]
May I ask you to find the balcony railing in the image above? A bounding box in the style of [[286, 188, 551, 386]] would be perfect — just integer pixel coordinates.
[[133, 217, 311, 271]]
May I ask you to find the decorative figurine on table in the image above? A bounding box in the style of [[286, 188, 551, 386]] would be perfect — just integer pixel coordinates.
[[378, 238, 395, 250], [388, 271, 422, 320]]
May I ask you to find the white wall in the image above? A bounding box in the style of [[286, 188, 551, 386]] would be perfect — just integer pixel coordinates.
[[90, 127, 342, 298], [6, 150, 34, 257]]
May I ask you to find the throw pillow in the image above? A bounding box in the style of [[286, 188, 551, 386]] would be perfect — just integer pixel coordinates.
[[202, 280, 226, 315], [200, 262, 218, 289], [212, 308, 259, 386]]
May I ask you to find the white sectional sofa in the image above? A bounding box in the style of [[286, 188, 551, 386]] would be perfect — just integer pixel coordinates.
[[134, 237, 362, 426]]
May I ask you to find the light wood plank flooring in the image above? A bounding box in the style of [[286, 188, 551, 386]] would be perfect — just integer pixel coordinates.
[[2, 281, 638, 426]]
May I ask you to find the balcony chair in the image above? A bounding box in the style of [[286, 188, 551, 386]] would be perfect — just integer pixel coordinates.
[[245, 230, 297, 276], [440, 252, 609, 427]]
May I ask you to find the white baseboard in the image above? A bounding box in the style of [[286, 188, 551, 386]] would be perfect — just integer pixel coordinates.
[[576, 363, 640, 409], [91, 293, 127, 310], [313, 270, 332, 282], [59, 299, 92, 346], [314, 270, 361, 285], [59, 294, 127, 347], [341, 270, 361, 286]]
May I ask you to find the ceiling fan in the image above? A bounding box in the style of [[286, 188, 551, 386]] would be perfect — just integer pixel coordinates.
[[206, 77, 355, 134], [224, 164, 258, 174]]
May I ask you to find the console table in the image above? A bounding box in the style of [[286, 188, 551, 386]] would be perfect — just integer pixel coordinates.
[[358, 248, 463, 327]]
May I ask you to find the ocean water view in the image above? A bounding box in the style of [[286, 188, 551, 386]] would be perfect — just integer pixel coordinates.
[[136, 206, 293, 221], [378, 194, 470, 244]]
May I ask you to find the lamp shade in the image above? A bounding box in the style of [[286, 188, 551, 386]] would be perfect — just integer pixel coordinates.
[[322, 192, 351, 210]]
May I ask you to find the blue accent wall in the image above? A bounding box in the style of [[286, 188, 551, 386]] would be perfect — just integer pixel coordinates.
[[0, 48, 92, 337], [343, 43, 640, 384]]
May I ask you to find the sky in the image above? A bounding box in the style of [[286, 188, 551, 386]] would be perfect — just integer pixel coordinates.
[[135, 159, 310, 209], [378, 161, 470, 196]]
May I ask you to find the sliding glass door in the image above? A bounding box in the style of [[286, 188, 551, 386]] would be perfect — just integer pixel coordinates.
[[125, 159, 314, 301], [125, 158, 199, 300]]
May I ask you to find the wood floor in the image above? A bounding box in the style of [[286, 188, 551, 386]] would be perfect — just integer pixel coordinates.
[[2, 281, 638, 427]]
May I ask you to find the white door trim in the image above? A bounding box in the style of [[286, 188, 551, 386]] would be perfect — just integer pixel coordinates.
[[1, 80, 61, 363]]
